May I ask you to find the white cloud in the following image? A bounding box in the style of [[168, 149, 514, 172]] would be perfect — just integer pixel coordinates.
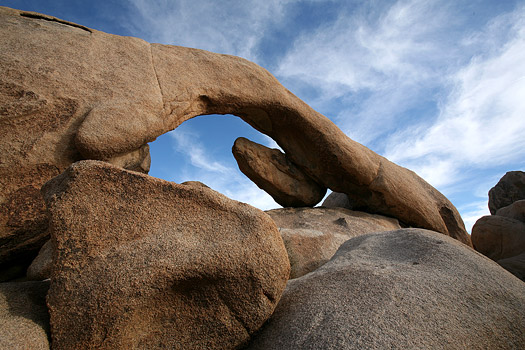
[[126, 0, 289, 60]]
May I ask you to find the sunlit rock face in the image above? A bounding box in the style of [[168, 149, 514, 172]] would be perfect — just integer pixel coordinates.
[[0, 5, 470, 278]]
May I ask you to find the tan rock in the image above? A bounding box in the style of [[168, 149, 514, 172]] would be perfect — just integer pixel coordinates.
[[43, 160, 289, 350], [267, 207, 400, 278], [233, 137, 326, 207], [27, 239, 54, 281], [0, 280, 50, 350], [0, 5, 470, 271], [471, 215, 525, 261], [488, 171, 525, 214], [496, 200, 525, 222], [246, 229, 525, 350]]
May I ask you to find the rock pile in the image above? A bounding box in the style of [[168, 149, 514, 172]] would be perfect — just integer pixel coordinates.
[[0, 6, 523, 350], [472, 171, 525, 280]]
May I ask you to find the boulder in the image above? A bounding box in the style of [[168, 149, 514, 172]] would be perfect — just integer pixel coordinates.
[[267, 207, 400, 278], [0, 280, 50, 350], [233, 137, 326, 207], [246, 229, 525, 350], [498, 252, 525, 281], [488, 171, 525, 214], [496, 199, 525, 222], [471, 215, 525, 261], [321, 191, 355, 210], [27, 239, 54, 281], [0, 6, 470, 269], [43, 160, 290, 350]]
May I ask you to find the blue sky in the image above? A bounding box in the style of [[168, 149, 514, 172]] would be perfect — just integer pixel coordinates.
[[3, 0, 524, 232]]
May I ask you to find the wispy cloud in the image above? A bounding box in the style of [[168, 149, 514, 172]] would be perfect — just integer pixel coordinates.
[[125, 0, 289, 60]]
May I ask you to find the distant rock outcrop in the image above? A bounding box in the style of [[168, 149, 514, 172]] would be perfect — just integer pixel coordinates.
[[246, 229, 525, 350], [0, 5, 470, 276], [267, 207, 400, 278], [0, 280, 50, 350], [472, 171, 525, 281], [43, 161, 289, 350]]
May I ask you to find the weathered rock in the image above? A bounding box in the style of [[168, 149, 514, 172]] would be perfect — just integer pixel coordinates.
[[498, 252, 525, 281], [471, 215, 525, 261], [27, 239, 54, 281], [246, 229, 525, 350], [0, 280, 50, 350], [233, 137, 326, 207], [0, 5, 470, 270], [321, 191, 355, 210], [267, 207, 400, 278], [43, 160, 289, 350], [488, 171, 525, 214], [496, 199, 525, 222]]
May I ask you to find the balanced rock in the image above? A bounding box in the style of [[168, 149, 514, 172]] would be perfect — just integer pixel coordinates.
[[496, 199, 525, 222], [43, 161, 290, 350], [471, 215, 525, 261], [0, 5, 470, 272], [321, 191, 355, 210], [267, 207, 400, 278], [488, 171, 525, 214], [246, 229, 525, 350], [0, 280, 50, 350], [233, 137, 326, 207]]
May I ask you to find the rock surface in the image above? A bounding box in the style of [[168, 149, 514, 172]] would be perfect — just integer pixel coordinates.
[[246, 229, 525, 350], [488, 171, 525, 214], [43, 160, 290, 350], [27, 239, 54, 281], [496, 199, 525, 222], [498, 252, 525, 281], [0, 6, 470, 269], [321, 191, 354, 210], [267, 207, 400, 278], [0, 280, 50, 350], [233, 137, 326, 207], [471, 215, 525, 261]]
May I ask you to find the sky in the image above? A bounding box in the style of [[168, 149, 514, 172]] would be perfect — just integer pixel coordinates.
[[2, 0, 524, 232]]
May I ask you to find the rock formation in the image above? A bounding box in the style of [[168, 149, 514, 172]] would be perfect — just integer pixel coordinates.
[[472, 172, 525, 280], [267, 207, 400, 278], [488, 171, 525, 214], [321, 191, 355, 210], [42, 160, 289, 349], [233, 137, 326, 207], [246, 229, 525, 350], [0, 5, 470, 275], [0, 280, 50, 350]]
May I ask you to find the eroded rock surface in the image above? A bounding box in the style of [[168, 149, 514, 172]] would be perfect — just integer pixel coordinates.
[[496, 199, 525, 222], [321, 191, 355, 210], [0, 280, 50, 350], [27, 239, 54, 281], [267, 207, 400, 279], [233, 137, 326, 207], [43, 161, 290, 350], [471, 215, 525, 261], [246, 229, 525, 350], [0, 5, 470, 272]]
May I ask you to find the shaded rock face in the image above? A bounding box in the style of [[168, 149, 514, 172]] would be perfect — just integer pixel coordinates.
[[42, 161, 289, 350], [246, 229, 525, 350], [0, 5, 470, 270], [27, 239, 54, 281], [267, 207, 400, 279], [233, 137, 326, 207], [488, 171, 525, 214], [498, 252, 525, 281], [321, 191, 355, 210], [0, 280, 50, 350], [496, 199, 525, 222]]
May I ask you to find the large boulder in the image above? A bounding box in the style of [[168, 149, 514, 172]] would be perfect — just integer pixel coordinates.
[[471, 215, 525, 261], [246, 229, 525, 350], [43, 160, 290, 350], [0, 6, 470, 270], [27, 239, 54, 281], [496, 199, 525, 222], [233, 137, 326, 207], [498, 252, 525, 281], [321, 191, 355, 210], [267, 207, 400, 278], [0, 280, 50, 350], [488, 171, 525, 214]]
